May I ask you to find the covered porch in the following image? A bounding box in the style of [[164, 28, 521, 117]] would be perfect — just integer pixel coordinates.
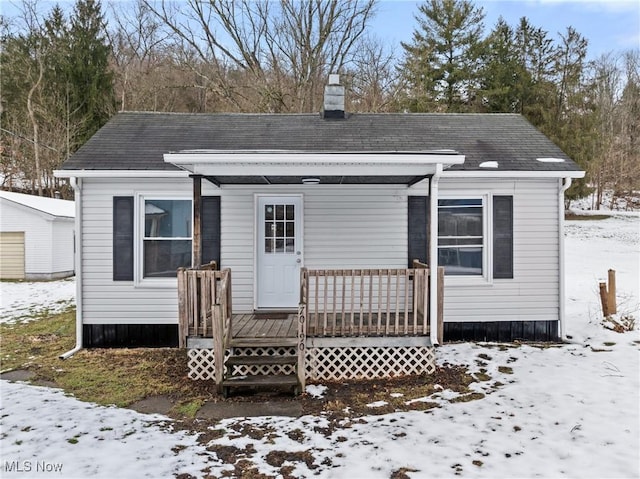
[[167, 149, 460, 394]]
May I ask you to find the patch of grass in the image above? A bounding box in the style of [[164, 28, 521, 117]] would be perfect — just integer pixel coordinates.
[[565, 213, 610, 221], [0, 308, 211, 409], [603, 342, 616, 347], [173, 398, 205, 418], [497, 366, 513, 374], [473, 370, 491, 382], [391, 467, 420, 479], [449, 392, 485, 403]]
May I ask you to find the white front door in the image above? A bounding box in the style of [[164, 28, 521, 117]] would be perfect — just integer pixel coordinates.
[[256, 195, 303, 309]]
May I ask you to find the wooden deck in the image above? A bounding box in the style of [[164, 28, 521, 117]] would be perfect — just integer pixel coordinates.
[[188, 314, 295, 338], [188, 311, 430, 341], [230, 314, 298, 346], [179, 265, 443, 391]]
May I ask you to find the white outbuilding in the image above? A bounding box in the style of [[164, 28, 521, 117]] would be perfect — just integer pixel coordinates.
[[0, 190, 75, 280]]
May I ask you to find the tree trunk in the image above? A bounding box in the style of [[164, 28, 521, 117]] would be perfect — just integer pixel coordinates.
[[27, 51, 45, 196]]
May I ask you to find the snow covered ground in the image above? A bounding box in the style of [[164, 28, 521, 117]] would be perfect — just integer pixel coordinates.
[[1, 214, 638, 478], [0, 277, 75, 323]]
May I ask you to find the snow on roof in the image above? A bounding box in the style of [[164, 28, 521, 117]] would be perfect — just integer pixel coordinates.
[[0, 190, 75, 218]]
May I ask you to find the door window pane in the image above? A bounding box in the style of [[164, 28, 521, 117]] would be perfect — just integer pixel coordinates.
[[265, 222, 274, 236], [286, 205, 294, 220], [285, 239, 295, 253], [265, 205, 274, 220]]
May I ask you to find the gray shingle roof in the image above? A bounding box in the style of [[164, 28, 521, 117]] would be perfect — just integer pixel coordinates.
[[61, 112, 582, 173]]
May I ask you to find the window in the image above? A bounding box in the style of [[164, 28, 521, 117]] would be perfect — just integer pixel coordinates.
[[142, 199, 192, 278], [438, 198, 484, 276], [264, 203, 295, 253]]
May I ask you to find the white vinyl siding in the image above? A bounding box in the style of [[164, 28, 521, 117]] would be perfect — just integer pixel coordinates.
[[80, 178, 203, 324], [79, 176, 560, 326], [440, 178, 560, 322], [51, 219, 75, 274], [221, 185, 408, 312]]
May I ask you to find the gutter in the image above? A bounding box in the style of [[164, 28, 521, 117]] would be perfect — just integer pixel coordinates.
[[558, 177, 572, 341], [60, 177, 83, 359], [429, 163, 443, 346]]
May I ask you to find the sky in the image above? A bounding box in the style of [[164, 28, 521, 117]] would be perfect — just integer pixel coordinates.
[[375, 0, 640, 59], [1, 208, 639, 478], [1, 0, 638, 61]]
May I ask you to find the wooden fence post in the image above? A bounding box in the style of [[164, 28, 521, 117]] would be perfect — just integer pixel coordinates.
[[177, 268, 187, 348], [212, 304, 224, 393], [599, 269, 616, 317], [607, 269, 617, 315]]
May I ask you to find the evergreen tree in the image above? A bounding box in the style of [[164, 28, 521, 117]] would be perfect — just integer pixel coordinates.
[[399, 0, 485, 112], [0, 0, 114, 195], [513, 17, 556, 127], [479, 17, 528, 112], [67, 0, 114, 147]]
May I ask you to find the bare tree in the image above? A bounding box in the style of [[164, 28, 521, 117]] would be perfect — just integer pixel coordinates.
[[142, 0, 377, 112], [346, 35, 399, 112], [108, 0, 170, 111]]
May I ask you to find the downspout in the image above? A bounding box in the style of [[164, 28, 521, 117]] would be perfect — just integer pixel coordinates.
[[60, 177, 83, 359], [429, 164, 443, 345], [558, 177, 572, 341]]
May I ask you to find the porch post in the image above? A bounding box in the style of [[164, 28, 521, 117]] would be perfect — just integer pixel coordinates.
[[192, 174, 202, 268], [429, 164, 443, 345]]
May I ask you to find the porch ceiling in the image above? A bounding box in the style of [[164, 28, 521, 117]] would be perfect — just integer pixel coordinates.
[[204, 175, 427, 185], [164, 150, 466, 186]]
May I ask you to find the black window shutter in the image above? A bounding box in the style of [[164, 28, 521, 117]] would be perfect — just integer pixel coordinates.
[[408, 196, 429, 268], [493, 195, 514, 279], [113, 196, 134, 281], [201, 196, 221, 266]]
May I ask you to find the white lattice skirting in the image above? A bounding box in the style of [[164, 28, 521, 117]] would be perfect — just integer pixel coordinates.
[[188, 346, 435, 381], [306, 346, 436, 381]]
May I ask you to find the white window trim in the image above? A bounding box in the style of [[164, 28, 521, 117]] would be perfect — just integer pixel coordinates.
[[134, 193, 193, 288], [439, 194, 493, 286]]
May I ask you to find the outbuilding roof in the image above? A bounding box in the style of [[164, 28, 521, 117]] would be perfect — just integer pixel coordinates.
[[0, 190, 75, 218], [60, 111, 582, 173]]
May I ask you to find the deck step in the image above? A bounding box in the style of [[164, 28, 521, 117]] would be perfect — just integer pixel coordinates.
[[230, 337, 298, 348], [222, 374, 299, 388], [226, 355, 297, 367]]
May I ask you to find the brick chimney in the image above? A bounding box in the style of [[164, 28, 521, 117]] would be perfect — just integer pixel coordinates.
[[322, 74, 345, 119]]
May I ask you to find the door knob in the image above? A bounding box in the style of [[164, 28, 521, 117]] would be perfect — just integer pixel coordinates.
[[296, 258, 301, 263]]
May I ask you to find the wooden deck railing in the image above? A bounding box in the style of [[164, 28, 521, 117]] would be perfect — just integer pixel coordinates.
[[177, 261, 232, 347], [299, 264, 444, 340]]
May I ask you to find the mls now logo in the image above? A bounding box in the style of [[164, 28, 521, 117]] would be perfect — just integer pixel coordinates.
[[4, 460, 63, 473]]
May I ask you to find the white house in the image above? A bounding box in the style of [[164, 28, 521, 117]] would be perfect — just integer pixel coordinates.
[[0, 190, 75, 280], [55, 78, 585, 364]]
